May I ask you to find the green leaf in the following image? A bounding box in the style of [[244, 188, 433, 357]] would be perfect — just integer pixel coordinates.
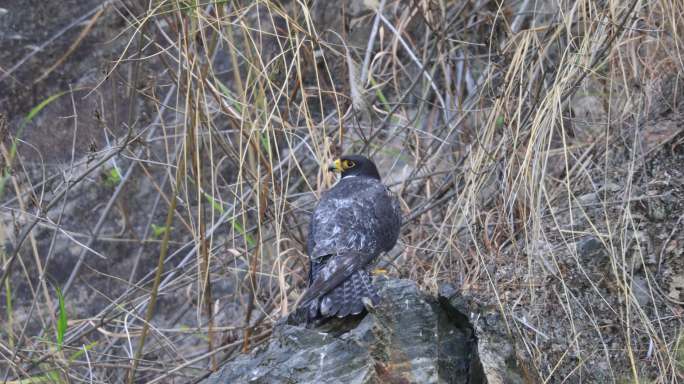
[[104, 167, 122, 187], [7, 372, 62, 383], [67, 340, 98, 362], [369, 76, 389, 112], [216, 80, 242, 113], [46, 370, 63, 383], [56, 287, 67, 350], [260, 131, 271, 153], [21, 91, 70, 131], [151, 223, 171, 238], [203, 193, 224, 213], [231, 219, 255, 248]]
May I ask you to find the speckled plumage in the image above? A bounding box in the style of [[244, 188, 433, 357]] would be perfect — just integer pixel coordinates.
[[299, 158, 402, 320]]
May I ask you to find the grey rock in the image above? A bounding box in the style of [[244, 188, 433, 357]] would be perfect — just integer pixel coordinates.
[[203, 279, 498, 384], [631, 275, 651, 307], [443, 295, 529, 384], [645, 196, 668, 221], [576, 236, 606, 259]]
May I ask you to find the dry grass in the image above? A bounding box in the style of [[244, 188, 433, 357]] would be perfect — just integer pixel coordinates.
[[1, 0, 683, 382]]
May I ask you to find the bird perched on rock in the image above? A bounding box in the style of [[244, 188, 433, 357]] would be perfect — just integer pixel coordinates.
[[298, 155, 402, 321]]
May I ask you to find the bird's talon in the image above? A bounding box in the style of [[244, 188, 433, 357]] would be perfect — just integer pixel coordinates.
[[362, 296, 375, 311]]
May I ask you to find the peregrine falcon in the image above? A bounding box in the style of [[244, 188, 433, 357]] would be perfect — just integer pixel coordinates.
[[298, 155, 402, 320]]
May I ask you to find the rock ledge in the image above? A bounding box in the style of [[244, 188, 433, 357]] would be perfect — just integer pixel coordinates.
[[203, 279, 526, 383]]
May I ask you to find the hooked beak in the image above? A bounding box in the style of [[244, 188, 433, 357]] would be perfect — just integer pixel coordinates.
[[327, 159, 342, 173]]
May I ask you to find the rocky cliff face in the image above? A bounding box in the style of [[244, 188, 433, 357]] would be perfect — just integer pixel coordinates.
[[203, 279, 527, 384]]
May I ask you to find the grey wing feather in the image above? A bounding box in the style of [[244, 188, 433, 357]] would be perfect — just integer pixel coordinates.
[[375, 187, 402, 252]]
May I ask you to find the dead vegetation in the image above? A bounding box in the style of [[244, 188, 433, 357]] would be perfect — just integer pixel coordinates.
[[1, 0, 683, 382]]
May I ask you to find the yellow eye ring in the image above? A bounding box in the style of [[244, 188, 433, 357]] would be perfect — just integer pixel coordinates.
[[343, 160, 356, 169]]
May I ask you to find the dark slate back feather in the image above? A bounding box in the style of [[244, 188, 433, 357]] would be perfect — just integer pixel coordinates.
[[301, 164, 402, 321], [308, 176, 400, 260]]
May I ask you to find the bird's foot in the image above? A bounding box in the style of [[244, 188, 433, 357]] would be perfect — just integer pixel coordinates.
[[361, 296, 376, 312]]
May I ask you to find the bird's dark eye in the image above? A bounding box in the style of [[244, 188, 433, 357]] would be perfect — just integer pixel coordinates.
[[343, 160, 356, 169]]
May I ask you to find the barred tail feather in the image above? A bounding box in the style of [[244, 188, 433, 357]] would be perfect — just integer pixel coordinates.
[[357, 269, 380, 307], [337, 277, 354, 317], [349, 272, 366, 315], [319, 285, 341, 317], [318, 270, 379, 318]]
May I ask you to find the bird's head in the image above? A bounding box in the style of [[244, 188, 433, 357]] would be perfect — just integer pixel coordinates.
[[327, 155, 381, 180]]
